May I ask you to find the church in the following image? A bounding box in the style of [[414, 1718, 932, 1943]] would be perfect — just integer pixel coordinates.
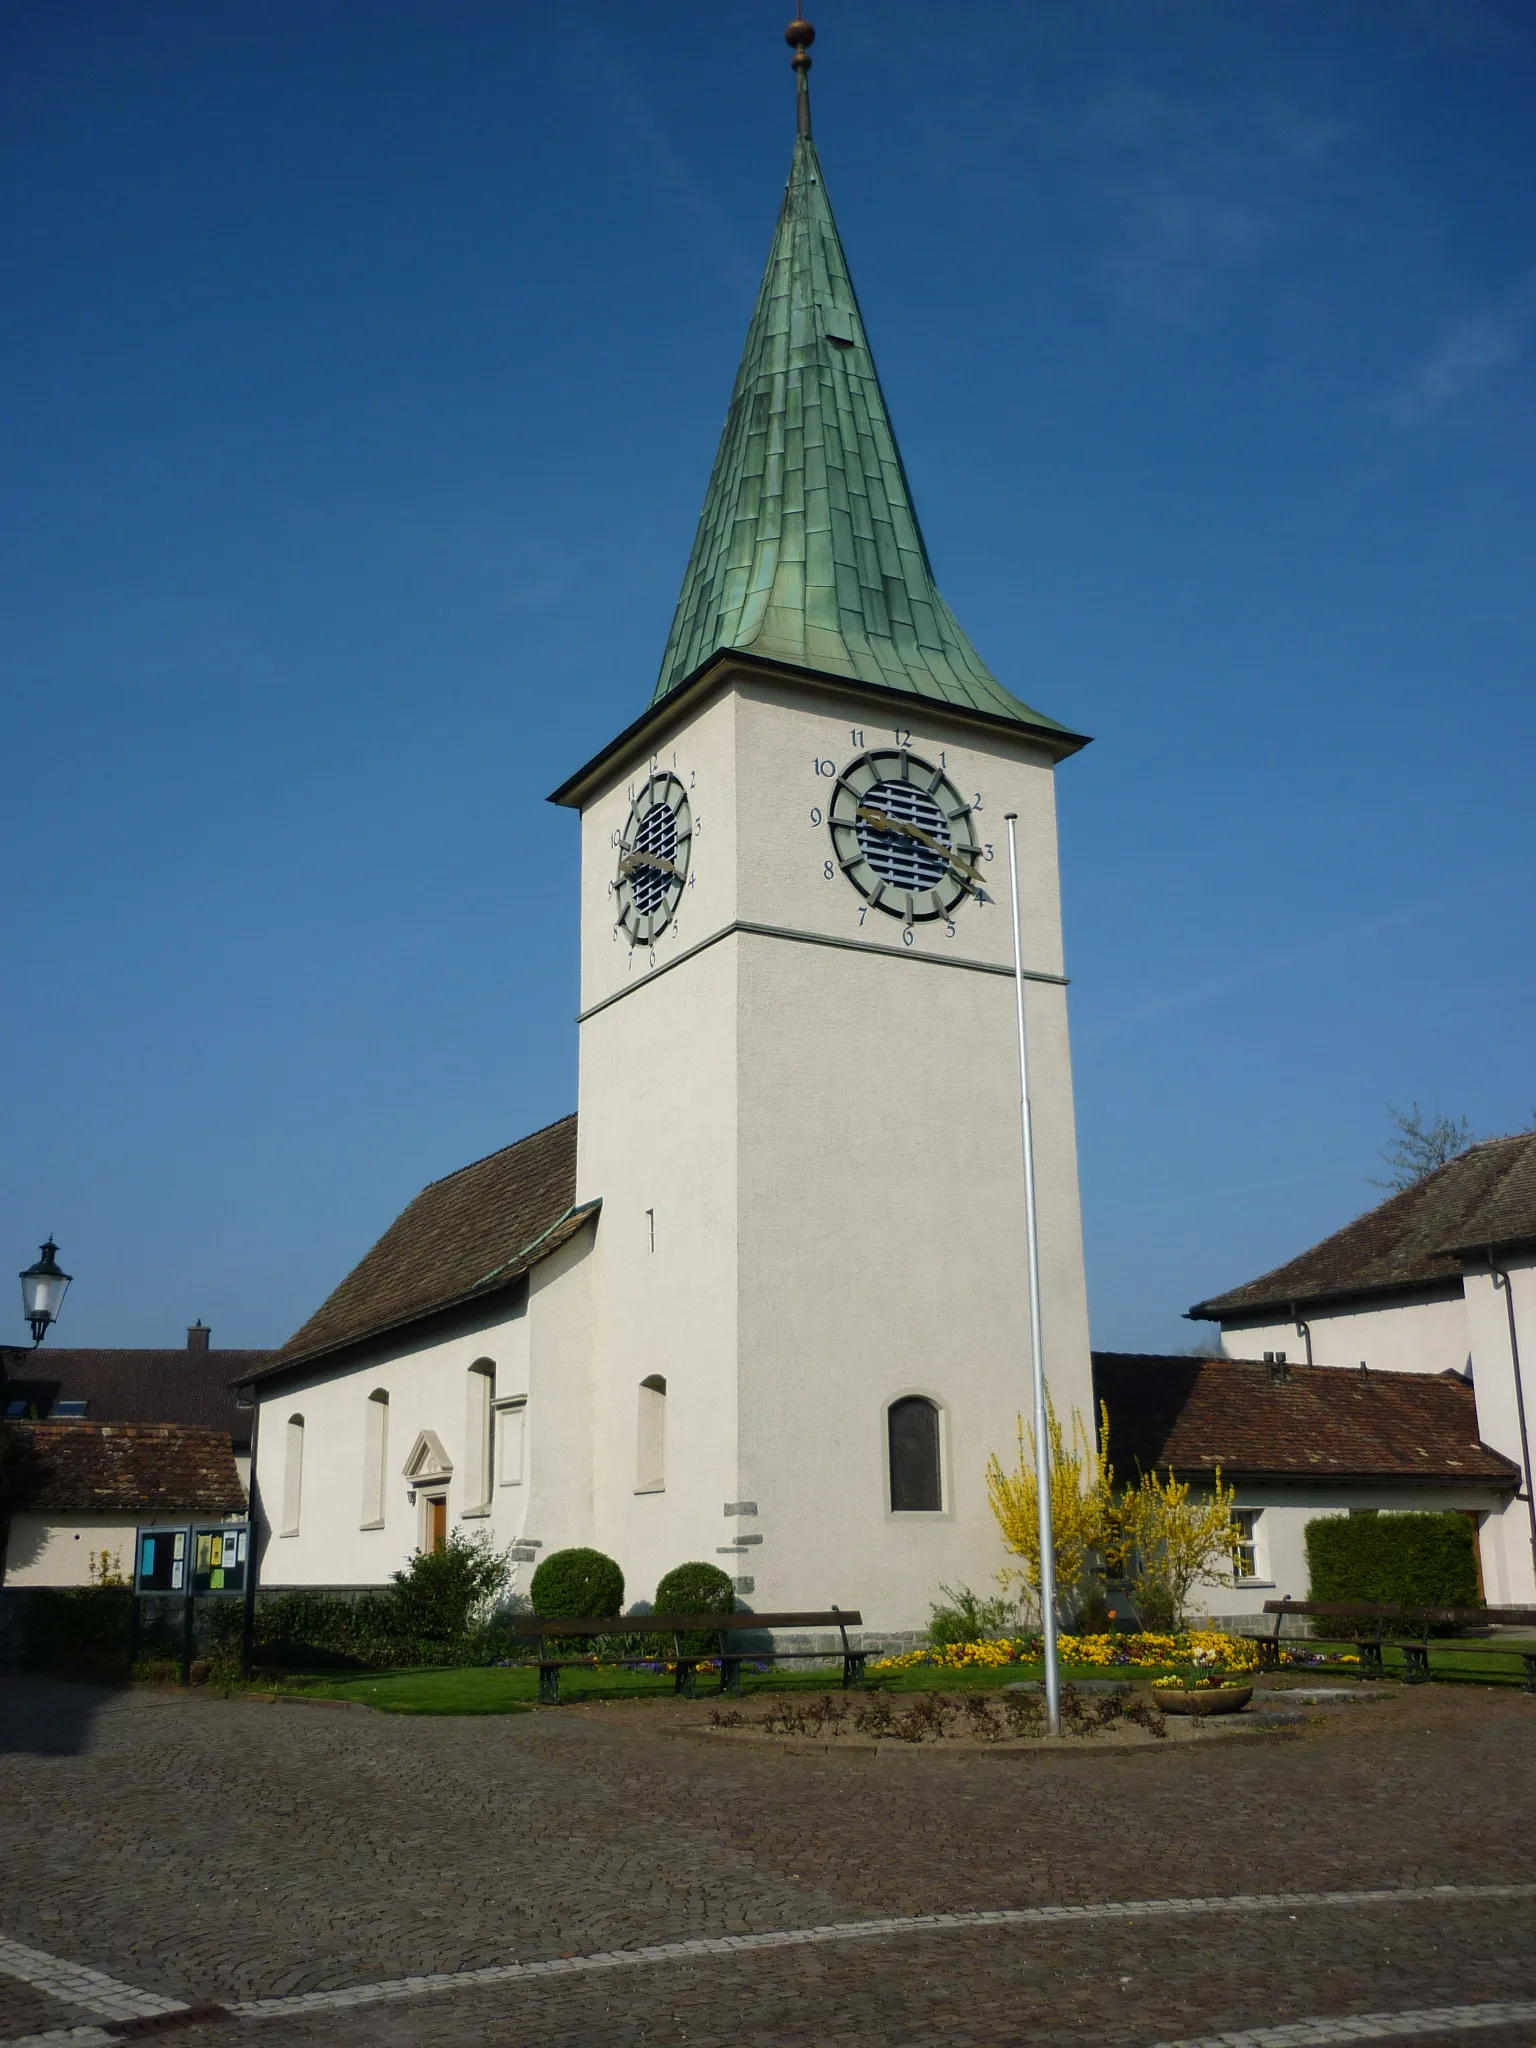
[[240, 25, 1095, 1635]]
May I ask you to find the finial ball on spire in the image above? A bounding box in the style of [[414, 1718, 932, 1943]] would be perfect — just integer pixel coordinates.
[[785, 13, 815, 52]]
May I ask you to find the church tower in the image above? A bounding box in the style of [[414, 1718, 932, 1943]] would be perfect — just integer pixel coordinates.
[[551, 18, 1093, 1629]]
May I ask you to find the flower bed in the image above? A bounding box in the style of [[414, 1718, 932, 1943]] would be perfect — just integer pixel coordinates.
[[874, 1629, 1261, 1674]]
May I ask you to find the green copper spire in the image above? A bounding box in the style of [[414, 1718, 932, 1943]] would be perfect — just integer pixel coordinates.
[[652, 34, 1067, 734]]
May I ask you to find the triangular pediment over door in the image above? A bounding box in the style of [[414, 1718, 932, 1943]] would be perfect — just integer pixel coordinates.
[[402, 1430, 453, 1488]]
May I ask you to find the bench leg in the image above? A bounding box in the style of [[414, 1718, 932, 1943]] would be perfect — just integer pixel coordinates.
[[538, 1665, 561, 1706], [674, 1661, 697, 1699], [1356, 1641, 1384, 1679], [843, 1653, 867, 1691], [1400, 1644, 1430, 1685], [720, 1657, 743, 1697], [1522, 1654, 1536, 1697]]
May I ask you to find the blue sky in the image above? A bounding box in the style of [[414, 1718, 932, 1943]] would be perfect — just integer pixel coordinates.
[[3, 1, 1532, 1355]]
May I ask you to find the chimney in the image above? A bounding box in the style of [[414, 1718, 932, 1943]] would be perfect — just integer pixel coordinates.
[[1266, 1355, 1290, 1386], [187, 1321, 210, 1354]]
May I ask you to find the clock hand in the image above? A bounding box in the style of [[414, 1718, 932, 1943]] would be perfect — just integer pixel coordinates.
[[618, 850, 683, 880], [854, 805, 986, 893]]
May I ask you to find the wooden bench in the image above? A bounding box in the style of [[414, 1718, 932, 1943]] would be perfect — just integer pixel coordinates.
[[511, 1609, 867, 1704], [1249, 1598, 1536, 1691]]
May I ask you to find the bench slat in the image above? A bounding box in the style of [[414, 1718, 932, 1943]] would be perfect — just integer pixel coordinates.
[[513, 1610, 861, 1636]]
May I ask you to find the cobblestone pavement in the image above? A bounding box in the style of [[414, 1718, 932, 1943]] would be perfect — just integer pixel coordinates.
[[1, 1677, 1533, 2046]]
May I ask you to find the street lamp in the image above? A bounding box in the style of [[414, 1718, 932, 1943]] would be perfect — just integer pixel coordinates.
[[19, 1240, 71, 1346]]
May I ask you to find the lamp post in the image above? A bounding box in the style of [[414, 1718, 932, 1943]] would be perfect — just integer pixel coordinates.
[[19, 1240, 71, 1347]]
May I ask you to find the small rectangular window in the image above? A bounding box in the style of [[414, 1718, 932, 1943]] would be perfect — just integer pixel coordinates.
[[1231, 1509, 1261, 1583], [496, 1400, 526, 1486]]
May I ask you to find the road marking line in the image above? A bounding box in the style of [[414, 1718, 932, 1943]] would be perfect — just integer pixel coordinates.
[[222, 1882, 1536, 2018], [0, 1938, 186, 2022], [3, 1883, 1534, 2039], [1153, 1999, 1536, 2047]]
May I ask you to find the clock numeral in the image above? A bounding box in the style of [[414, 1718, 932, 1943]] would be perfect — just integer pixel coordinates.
[[809, 806, 822, 826], [983, 843, 995, 861], [973, 792, 984, 811], [689, 769, 696, 788], [858, 906, 867, 925], [823, 861, 834, 880], [894, 727, 913, 748], [813, 757, 836, 777], [902, 928, 915, 947], [945, 920, 957, 939], [849, 727, 864, 747], [938, 750, 946, 769]]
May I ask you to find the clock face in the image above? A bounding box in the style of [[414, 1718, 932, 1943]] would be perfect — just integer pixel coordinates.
[[613, 770, 692, 946], [827, 749, 984, 922]]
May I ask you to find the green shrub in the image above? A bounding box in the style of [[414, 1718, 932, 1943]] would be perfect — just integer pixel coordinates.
[[388, 1532, 510, 1645], [653, 1561, 736, 1654], [926, 1584, 1016, 1649], [530, 1547, 624, 1620], [24, 1587, 138, 1681], [1305, 1511, 1479, 1612]]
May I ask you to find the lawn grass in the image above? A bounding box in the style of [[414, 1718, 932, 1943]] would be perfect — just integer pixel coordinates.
[[242, 1637, 1536, 1715]]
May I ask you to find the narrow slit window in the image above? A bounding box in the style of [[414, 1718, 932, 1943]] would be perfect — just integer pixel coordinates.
[[281, 1415, 305, 1536], [636, 1375, 666, 1494], [361, 1391, 389, 1528], [465, 1362, 495, 1511], [888, 1397, 941, 1512]]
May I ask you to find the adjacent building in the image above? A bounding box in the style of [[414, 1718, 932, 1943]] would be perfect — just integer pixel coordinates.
[[1188, 1131, 1536, 1605]]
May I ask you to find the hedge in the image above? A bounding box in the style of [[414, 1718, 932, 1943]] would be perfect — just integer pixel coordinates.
[[654, 1560, 736, 1653], [530, 1548, 624, 1619], [1304, 1511, 1479, 1611]]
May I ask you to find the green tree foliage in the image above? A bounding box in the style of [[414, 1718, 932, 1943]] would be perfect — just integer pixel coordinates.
[[388, 1531, 511, 1646], [1305, 1512, 1478, 1610], [926, 1584, 1017, 1648], [1370, 1103, 1474, 1192], [529, 1546, 624, 1619]]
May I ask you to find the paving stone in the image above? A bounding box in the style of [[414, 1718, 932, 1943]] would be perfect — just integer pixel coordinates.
[[0, 1677, 1531, 2045]]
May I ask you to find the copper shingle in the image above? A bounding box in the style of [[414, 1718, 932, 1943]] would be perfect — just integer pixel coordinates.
[[1093, 1353, 1518, 1486], [252, 1113, 586, 1377], [11, 1422, 246, 1516], [1189, 1131, 1536, 1321]]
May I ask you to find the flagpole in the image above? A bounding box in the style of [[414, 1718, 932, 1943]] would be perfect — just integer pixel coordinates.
[[1004, 813, 1061, 1737]]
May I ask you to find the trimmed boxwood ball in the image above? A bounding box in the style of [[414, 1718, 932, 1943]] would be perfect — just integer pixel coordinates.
[[530, 1547, 624, 1619], [654, 1561, 737, 1617], [654, 1562, 737, 1655]]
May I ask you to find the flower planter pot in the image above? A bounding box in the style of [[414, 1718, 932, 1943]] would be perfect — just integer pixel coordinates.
[[1154, 1683, 1253, 1716]]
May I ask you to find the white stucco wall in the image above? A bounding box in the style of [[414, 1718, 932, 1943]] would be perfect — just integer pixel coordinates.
[[6, 1514, 167, 1588], [573, 672, 1093, 1631], [252, 1224, 596, 1598], [1215, 1289, 1470, 1376], [1172, 1486, 1510, 1623]]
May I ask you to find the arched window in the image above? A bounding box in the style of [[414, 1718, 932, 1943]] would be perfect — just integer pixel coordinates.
[[636, 1375, 666, 1494], [888, 1397, 942, 1512], [361, 1391, 389, 1529], [281, 1415, 305, 1536], [465, 1361, 495, 1512]]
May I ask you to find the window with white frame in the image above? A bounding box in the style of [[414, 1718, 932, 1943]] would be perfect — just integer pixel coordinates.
[[465, 1362, 495, 1513], [636, 1375, 666, 1493], [1231, 1508, 1263, 1583], [361, 1390, 389, 1528], [280, 1415, 305, 1537], [496, 1398, 526, 1486]]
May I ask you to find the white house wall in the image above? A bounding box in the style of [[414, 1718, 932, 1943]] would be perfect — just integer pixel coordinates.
[[1461, 1255, 1536, 1604], [253, 1229, 596, 1597], [1215, 1291, 1470, 1376], [1178, 1485, 1511, 1624], [4, 1513, 161, 1589]]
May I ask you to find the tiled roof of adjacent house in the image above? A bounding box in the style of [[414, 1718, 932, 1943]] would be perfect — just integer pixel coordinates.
[[1188, 1132, 1536, 1321], [0, 1344, 270, 1447], [652, 135, 1079, 743], [1092, 1352, 1518, 1486], [252, 1113, 589, 1379], [9, 1421, 246, 1516]]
